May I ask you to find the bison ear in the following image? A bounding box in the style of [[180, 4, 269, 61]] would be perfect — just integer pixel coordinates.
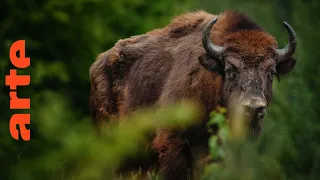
[[276, 56, 296, 76], [198, 54, 223, 74]]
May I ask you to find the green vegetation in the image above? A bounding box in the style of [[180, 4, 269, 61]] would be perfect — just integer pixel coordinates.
[[11, 96, 199, 180], [1, 0, 319, 179]]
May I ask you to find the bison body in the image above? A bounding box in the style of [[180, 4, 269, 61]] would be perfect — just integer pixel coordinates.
[[90, 10, 297, 179]]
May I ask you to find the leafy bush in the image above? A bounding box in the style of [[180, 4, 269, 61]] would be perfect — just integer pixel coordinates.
[[8, 93, 199, 180]]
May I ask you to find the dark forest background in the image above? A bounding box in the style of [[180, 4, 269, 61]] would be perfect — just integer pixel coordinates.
[[0, 0, 319, 179]]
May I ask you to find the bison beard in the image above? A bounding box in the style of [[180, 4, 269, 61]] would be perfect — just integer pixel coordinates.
[[89, 10, 297, 179]]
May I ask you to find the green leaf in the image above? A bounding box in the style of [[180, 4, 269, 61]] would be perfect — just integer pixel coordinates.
[[52, 11, 70, 23]]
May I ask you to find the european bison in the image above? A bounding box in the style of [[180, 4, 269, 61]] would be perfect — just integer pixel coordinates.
[[89, 10, 297, 179]]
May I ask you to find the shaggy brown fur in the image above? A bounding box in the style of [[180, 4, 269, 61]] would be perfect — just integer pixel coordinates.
[[89, 10, 296, 179]]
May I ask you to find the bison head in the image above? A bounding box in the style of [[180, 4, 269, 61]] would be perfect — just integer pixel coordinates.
[[199, 17, 297, 136]]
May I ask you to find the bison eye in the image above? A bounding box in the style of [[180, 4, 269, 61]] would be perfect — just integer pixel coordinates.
[[225, 69, 237, 80], [268, 70, 277, 80]]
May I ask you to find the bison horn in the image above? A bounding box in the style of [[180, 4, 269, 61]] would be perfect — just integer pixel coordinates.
[[202, 17, 224, 63], [276, 21, 297, 64]]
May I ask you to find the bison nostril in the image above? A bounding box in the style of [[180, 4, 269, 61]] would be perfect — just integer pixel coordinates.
[[243, 105, 252, 111], [243, 105, 254, 117], [258, 112, 265, 119], [241, 104, 266, 119], [256, 106, 266, 113]]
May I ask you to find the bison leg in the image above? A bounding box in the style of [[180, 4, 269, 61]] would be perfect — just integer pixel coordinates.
[[152, 130, 193, 180]]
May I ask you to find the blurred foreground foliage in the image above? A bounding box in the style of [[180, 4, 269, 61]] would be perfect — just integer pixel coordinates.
[[1, 0, 320, 179], [11, 94, 199, 180], [203, 109, 287, 180]]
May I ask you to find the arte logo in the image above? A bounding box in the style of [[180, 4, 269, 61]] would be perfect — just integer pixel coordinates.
[[5, 40, 31, 141]]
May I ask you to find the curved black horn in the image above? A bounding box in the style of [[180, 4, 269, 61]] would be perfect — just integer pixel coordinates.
[[276, 21, 297, 64], [202, 17, 224, 62]]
